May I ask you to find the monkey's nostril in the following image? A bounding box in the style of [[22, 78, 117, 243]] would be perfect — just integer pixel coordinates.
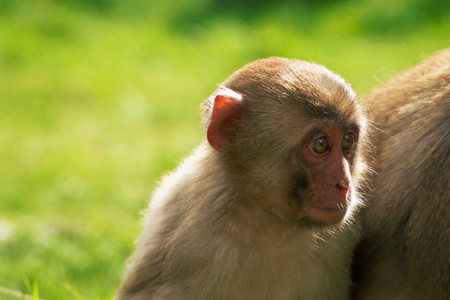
[[335, 182, 349, 197], [337, 179, 350, 189]]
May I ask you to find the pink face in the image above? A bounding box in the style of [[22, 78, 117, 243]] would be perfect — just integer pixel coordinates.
[[301, 125, 358, 224]]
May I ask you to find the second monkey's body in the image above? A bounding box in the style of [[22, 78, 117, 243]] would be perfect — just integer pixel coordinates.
[[117, 58, 369, 300]]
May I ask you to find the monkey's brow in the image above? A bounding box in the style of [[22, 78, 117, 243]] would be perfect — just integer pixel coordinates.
[[307, 121, 359, 132], [345, 123, 361, 133]]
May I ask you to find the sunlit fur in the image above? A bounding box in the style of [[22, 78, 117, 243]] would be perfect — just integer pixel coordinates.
[[117, 57, 370, 300], [352, 49, 450, 300]]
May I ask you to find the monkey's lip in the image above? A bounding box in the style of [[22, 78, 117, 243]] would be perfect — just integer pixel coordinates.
[[307, 204, 348, 224]]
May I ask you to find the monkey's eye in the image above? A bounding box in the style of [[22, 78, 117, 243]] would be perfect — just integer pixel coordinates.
[[342, 133, 354, 150], [311, 137, 329, 154]]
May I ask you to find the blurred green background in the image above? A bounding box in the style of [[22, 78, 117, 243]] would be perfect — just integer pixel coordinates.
[[0, 0, 448, 299]]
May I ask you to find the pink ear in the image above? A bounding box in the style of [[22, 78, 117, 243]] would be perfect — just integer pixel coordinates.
[[207, 94, 243, 153]]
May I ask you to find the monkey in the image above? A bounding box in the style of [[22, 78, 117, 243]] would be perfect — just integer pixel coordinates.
[[116, 57, 370, 300], [352, 48, 450, 299]]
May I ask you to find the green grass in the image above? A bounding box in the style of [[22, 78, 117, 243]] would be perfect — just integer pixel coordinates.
[[0, 0, 448, 298]]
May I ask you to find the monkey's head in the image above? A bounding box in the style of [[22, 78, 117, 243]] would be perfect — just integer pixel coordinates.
[[202, 57, 369, 225]]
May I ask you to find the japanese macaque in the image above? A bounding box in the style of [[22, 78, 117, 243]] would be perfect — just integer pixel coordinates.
[[352, 49, 450, 299], [117, 57, 370, 300]]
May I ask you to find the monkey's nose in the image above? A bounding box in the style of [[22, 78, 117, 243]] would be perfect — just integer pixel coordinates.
[[335, 181, 349, 198]]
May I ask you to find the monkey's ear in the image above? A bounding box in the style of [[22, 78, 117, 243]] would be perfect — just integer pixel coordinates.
[[207, 94, 243, 153]]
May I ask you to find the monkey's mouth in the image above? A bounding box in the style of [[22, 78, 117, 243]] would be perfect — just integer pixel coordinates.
[[307, 203, 348, 224]]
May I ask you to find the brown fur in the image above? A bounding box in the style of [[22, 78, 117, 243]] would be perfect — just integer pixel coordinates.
[[352, 49, 450, 299], [117, 57, 370, 300]]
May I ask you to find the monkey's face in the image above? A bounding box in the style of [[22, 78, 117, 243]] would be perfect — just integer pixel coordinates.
[[223, 115, 362, 226], [291, 124, 359, 225]]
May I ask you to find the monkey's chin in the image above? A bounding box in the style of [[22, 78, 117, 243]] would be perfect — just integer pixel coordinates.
[[306, 205, 348, 225]]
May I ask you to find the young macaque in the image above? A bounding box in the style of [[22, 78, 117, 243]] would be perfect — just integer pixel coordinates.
[[352, 49, 450, 300], [117, 57, 369, 300]]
